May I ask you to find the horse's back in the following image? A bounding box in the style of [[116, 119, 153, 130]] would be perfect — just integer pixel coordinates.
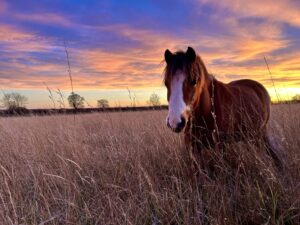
[[228, 79, 271, 108], [229, 79, 269, 96], [224, 79, 271, 131]]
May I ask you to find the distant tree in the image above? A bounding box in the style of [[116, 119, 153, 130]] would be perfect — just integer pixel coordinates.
[[97, 99, 109, 108], [292, 94, 300, 103], [68, 92, 84, 109], [1, 92, 28, 110], [147, 93, 161, 106]]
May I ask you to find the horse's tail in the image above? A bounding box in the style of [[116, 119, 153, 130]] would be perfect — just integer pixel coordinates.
[[264, 128, 283, 171]]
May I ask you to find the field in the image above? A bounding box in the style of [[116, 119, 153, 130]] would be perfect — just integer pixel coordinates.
[[0, 104, 299, 225]]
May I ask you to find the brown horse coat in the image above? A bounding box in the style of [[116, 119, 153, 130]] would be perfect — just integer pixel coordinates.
[[164, 47, 280, 167], [185, 77, 271, 149]]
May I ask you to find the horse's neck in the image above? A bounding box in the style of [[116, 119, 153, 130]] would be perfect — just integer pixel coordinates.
[[193, 76, 213, 116]]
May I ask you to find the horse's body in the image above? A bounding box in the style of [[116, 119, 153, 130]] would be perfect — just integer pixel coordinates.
[[164, 47, 280, 167], [186, 77, 271, 149]]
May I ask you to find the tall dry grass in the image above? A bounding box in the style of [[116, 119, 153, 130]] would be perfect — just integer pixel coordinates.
[[0, 104, 299, 225]]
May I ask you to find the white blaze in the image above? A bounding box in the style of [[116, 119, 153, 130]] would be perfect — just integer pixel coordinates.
[[167, 71, 187, 129]]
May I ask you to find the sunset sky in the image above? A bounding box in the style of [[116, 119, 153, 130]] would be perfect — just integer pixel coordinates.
[[1, 0, 300, 108]]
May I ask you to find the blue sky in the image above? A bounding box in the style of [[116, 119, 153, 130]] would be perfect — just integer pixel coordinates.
[[0, 0, 300, 108]]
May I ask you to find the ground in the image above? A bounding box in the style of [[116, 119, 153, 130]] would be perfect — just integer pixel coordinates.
[[0, 104, 299, 224]]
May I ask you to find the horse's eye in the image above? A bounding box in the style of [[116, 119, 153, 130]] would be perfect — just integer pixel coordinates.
[[190, 79, 197, 86]]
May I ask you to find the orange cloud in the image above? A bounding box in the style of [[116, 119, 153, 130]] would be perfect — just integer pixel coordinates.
[[0, 21, 298, 104], [0, 24, 56, 53], [67, 25, 188, 89], [0, 24, 33, 41]]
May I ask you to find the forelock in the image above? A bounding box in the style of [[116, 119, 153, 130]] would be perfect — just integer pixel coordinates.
[[163, 50, 208, 85], [164, 51, 187, 81]]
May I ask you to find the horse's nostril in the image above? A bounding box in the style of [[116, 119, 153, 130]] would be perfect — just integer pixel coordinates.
[[174, 116, 186, 133], [180, 116, 186, 126], [178, 116, 186, 129], [166, 116, 186, 133]]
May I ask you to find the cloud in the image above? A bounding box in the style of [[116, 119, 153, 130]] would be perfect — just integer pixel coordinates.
[[0, 25, 168, 90], [0, 24, 33, 42], [13, 13, 73, 27], [0, 24, 69, 89], [199, 0, 300, 27], [0, 1, 299, 106], [0, 21, 297, 92], [0, 24, 59, 53]]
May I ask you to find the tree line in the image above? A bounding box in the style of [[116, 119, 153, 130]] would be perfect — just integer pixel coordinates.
[[1, 92, 162, 110], [2, 91, 300, 111]]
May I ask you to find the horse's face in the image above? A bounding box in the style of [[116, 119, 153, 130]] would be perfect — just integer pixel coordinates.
[[164, 47, 201, 133]]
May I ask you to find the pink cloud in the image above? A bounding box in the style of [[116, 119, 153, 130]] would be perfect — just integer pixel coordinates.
[[0, 24, 57, 52], [13, 13, 73, 27], [199, 0, 300, 27], [0, 22, 298, 95]]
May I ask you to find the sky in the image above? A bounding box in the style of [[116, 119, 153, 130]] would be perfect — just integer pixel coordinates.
[[0, 0, 300, 108]]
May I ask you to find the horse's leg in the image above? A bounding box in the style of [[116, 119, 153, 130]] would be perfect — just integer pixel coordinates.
[[187, 145, 200, 177], [185, 124, 220, 180], [191, 132, 218, 180], [184, 128, 201, 179], [186, 135, 215, 180]]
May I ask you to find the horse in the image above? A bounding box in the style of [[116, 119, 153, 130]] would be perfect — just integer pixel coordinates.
[[163, 46, 281, 169]]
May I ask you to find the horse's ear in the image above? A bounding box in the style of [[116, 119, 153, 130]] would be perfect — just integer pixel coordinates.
[[164, 49, 173, 64], [186, 46, 196, 63]]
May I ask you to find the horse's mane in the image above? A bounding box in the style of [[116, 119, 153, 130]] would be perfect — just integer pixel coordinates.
[[163, 50, 209, 84]]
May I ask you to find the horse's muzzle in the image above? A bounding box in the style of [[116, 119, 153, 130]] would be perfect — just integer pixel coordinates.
[[167, 116, 186, 133]]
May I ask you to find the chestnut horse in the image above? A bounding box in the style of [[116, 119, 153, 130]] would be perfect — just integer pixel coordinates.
[[164, 47, 280, 167]]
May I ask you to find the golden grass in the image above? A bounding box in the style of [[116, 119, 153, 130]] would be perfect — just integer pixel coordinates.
[[0, 104, 299, 224]]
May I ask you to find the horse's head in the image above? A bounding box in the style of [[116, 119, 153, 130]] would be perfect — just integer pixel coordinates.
[[164, 47, 207, 133]]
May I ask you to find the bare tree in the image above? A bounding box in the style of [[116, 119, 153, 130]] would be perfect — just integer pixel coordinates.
[[68, 92, 84, 109], [292, 94, 300, 103], [97, 99, 109, 108], [147, 93, 161, 106], [1, 92, 28, 109], [127, 88, 136, 107]]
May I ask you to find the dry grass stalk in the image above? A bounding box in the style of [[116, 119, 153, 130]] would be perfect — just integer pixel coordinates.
[[0, 104, 299, 224]]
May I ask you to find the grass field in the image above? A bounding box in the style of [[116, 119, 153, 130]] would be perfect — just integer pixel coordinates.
[[0, 104, 299, 225]]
